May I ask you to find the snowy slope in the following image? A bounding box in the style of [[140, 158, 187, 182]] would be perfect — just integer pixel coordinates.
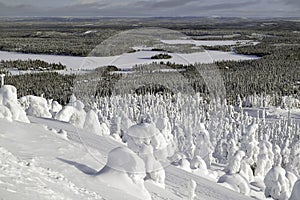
[[0, 117, 253, 200]]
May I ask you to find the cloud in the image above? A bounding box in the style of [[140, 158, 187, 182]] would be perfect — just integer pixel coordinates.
[[131, 0, 198, 9], [0, 2, 40, 16], [194, 0, 260, 11], [285, 0, 300, 7], [0, 0, 299, 17]]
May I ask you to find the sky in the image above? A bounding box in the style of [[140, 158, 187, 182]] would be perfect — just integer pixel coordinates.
[[0, 0, 299, 18]]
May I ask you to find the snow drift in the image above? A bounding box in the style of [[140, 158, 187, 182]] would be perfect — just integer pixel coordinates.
[[97, 147, 152, 200]]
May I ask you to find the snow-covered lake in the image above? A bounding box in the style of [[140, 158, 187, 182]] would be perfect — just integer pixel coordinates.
[[0, 49, 259, 74]]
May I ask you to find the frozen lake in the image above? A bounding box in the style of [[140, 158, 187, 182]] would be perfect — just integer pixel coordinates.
[[0, 49, 259, 74]]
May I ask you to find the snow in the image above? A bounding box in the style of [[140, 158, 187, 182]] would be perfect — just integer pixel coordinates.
[[0, 146, 102, 200], [55, 95, 86, 128], [1, 83, 298, 199], [264, 166, 292, 200], [218, 173, 250, 195], [97, 147, 152, 200], [0, 116, 253, 200], [83, 110, 103, 135], [188, 179, 197, 200], [0, 85, 29, 123], [0, 49, 259, 73], [19, 95, 52, 118], [290, 180, 300, 200]]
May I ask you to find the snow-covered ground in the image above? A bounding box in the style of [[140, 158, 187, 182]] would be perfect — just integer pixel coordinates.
[[0, 84, 299, 200], [0, 117, 252, 200], [0, 49, 259, 74]]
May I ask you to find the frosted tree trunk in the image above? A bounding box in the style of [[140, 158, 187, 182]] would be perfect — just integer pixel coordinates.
[[188, 179, 197, 200]]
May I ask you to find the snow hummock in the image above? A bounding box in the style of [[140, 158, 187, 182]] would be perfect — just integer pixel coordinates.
[[97, 147, 152, 200], [218, 173, 250, 195], [55, 94, 86, 128], [290, 179, 300, 200]]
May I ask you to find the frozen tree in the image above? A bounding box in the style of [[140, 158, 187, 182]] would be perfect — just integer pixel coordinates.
[[188, 179, 197, 200], [55, 94, 86, 128], [255, 140, 274, 177], [156, 115, 176, 156], [0, 85, 29, 123], [50, 100, 62, 117], [83, 110, 103, 135], [264, 166, 292, 200], [97, 112, 110, 136], [194, 123, 213, 168], [19, 95, 52, 118], [240, 157, 254, 182], [241, 121, 259, 166], [227, 150, 245, 174], [110, 115, 122, 140], [288, 141, 300, 176], [124, 119, 167, 188]]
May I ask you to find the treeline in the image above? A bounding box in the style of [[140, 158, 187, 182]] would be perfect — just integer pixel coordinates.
[[4, 55, 299, 107], [0, 27, 117, 57], [151, 54, 172, 59], [0, 59, 66, 70]]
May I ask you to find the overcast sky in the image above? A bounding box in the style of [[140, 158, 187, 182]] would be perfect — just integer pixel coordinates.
[[0, 0, 299, 18]]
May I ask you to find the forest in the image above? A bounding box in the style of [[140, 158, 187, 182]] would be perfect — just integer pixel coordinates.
[[0, 18, 299, 107]]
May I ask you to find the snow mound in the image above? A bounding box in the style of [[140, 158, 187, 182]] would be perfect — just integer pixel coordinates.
[[127, 122, 161, 139], [290, 179, 300, 200], [83, 110, 103, 135], [97, 147, 151, 200], [190, 156, 208, 172], [104, 146, 146, 174], [19, 95, 52, 118], [55, 95, 86, 128], [218, 173, 250, 195], [0, 85, 29, 123]]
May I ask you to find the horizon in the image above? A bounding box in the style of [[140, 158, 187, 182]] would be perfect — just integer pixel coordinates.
[[0, 0, 299, 18]]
